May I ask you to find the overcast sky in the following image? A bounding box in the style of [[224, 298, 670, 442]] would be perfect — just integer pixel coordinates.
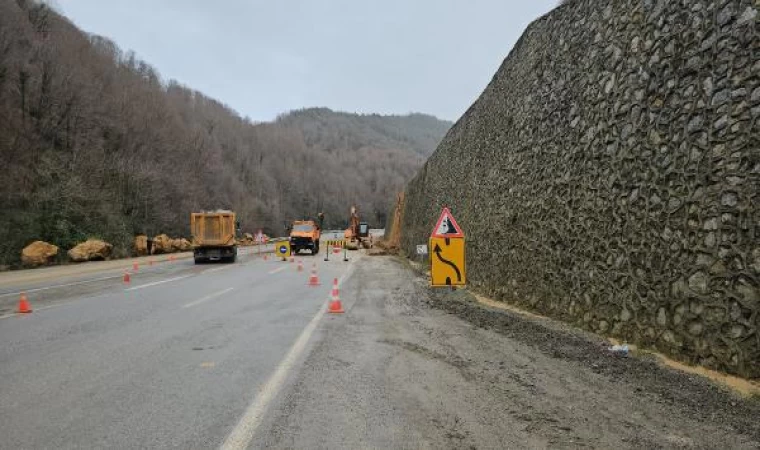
[[56, 1, 557, 122]]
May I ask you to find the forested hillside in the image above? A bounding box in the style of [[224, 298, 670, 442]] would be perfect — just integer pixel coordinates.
[[0, 0, 450, 266]]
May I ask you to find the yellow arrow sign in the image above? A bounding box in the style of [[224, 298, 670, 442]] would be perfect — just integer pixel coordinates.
[[430, 237, 466, 287]]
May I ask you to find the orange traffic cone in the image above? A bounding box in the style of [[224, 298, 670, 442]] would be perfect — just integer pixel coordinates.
[[169, 255, 176, 262], [297, 260, 304, 272], [289, 256, 295, 263], [132, 261, 139, 271], [149, 259, 154, 266], [263, 254, 269, 261], [328, 278, 344, 314], [333, 245, 340, 254], [308, 264, 320, 287], [17, 292, 32, 314], [123, 271, 131, 284]]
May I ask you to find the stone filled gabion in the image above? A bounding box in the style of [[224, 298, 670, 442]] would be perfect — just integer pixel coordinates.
[[399, 0, 760, 378]]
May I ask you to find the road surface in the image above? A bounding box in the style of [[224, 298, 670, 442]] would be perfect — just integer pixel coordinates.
[[1, 245, 758, 449]]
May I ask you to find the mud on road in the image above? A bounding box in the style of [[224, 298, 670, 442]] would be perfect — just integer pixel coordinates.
[[255, 256, 759, 449]]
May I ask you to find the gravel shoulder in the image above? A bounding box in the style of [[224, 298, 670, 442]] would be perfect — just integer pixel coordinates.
[[253, 256, 760, 449]]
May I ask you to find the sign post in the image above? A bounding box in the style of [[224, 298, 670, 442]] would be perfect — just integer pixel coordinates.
[[429, 207, 466, 288], [256, 229, 264, 258]]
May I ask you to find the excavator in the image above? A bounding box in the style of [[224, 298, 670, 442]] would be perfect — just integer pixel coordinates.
[[344, 205, 370, 250]]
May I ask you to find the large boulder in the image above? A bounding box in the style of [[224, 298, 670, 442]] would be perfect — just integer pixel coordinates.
[[171, 238, 192, 252], [68, 239, 112, 262], [134, 235, 149, 256], [152, 234, 174, 254], [21, 241, 59, 266]]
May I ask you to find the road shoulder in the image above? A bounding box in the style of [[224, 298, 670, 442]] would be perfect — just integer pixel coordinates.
[[253, 256, 760, 449]]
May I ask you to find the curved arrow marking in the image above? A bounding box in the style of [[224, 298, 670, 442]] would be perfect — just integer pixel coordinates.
[[433, 243, 461, 282]]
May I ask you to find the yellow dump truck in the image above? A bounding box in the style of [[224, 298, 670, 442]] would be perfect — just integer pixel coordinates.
[[190, 210, 238, 263]]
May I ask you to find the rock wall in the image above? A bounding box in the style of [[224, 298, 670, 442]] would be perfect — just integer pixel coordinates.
[[400, 0, 760, 378]]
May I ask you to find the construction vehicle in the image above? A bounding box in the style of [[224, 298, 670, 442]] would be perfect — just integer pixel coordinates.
[[289, 213, 324, 255], [190, 210, 238, 263], [344, 206, 370, 250]]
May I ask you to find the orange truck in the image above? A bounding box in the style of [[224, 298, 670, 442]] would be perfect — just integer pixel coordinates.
[[289, 214, 324, 255], [190, 210, 238, 263]]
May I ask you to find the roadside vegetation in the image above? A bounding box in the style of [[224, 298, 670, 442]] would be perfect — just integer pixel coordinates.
[[0, 1, 451, 267]]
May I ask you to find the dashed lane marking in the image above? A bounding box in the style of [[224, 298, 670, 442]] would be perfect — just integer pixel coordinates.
[[0, 274, 124, 298], [182, 288, 234, 309], [267, 266, 288, 275], [124, 275, 191, 292], [0, 303, 68, 320], [204, 266, 235, 274]]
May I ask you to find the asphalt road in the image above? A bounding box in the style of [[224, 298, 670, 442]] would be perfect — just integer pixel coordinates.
[[0, 244, 354, 449], [1, 244, 758, 449]]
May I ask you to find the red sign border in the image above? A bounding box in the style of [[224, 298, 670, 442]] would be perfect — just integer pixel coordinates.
[[431, 207, 464, 238]]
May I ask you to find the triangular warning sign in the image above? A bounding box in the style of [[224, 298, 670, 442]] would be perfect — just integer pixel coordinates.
[[431, 207, 464, 238]]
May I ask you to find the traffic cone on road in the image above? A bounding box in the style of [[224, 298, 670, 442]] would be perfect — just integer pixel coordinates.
[[263, 253, 269, 261], [289, 256, 295, 263], [308, 264, 320, 287], [328, 278, 344, 314], [333, 245, 340, 255], [17, 292, 32, 314], [149, 259, 154, 266], [123, 271, 131, 284], [297, 260, 304, 272], [132, 261, 139, 271]]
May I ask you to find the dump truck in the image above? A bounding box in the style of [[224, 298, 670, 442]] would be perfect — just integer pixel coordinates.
[[289, 213, 324, 255], [344, 206, 371, 250], [190, 210, 238, 263]]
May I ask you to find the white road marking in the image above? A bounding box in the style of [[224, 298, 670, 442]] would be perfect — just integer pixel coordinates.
[[124, 275, 191, 292], [220, 259, 357, 449], [0, 274, 124, 298], [0, 303, 68, 320], [182, 287, 234, 308], [267, 266, 288, 275], [220, 303, 327, 450], [204, 266, 234, 274]]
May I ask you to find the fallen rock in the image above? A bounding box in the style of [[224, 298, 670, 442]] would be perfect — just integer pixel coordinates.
[[134, 235, 149, 256], [21, 241, 59, 266], [152, 234, 174, 254], [68, 239, 113, 262], [172, 238, 192, 252]]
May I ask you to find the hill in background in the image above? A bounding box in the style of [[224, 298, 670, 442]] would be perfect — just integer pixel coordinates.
[[0, 0, 451, 266]]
